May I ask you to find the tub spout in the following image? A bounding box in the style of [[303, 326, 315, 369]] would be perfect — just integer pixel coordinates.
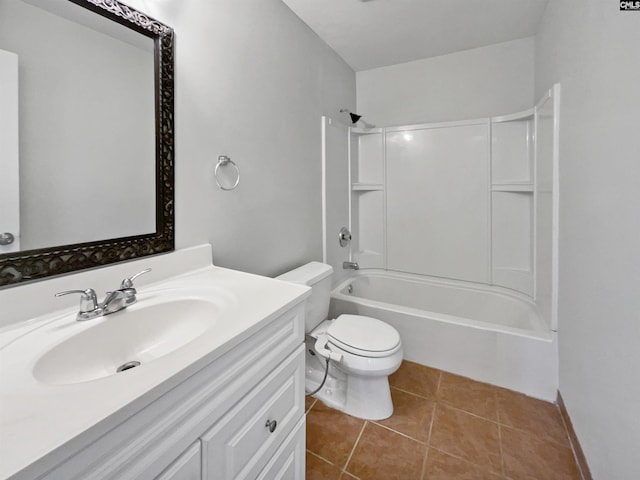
[[343, 261, 359, 270]]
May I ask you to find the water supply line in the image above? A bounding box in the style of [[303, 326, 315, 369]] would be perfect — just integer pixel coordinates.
[[305, 357, 329, 397], [305, 334, 343, 397]]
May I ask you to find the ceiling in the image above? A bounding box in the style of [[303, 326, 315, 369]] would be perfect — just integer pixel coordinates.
[[282, 0, 549, 71]]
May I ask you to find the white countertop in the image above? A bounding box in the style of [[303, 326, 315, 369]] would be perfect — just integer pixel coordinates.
[[0, 264, 309, 480]]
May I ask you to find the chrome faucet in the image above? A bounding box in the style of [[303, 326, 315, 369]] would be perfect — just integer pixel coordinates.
[[343, 261, 359, 270], [101, 287, 138, 315], [102, 268, 151, 314], [54, 288, 103, 321], [56, 268, 151, 321]]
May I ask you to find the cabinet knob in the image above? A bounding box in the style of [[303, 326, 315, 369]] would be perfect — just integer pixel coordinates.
[[265, 419, 277, 433]]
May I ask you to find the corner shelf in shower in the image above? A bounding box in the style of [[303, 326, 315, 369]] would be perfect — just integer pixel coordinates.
[[491, 108, 535, 123], [352, 183, 384, 191], [490, 108, 536, 297], [350, 127, 383, 135]]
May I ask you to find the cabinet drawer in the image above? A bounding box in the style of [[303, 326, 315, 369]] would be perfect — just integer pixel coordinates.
[[202, 346, 305, 480], [256, 417, 305, 480], [156, 442, 201, 480]]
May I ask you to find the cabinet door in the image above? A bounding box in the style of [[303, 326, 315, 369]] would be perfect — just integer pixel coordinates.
[[201, 347, 305, 480], [156, 442, 201, 480], [256, 418, 305, 480]]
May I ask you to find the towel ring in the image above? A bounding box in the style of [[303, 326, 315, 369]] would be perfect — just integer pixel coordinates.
[[215, 155, 240, 191]]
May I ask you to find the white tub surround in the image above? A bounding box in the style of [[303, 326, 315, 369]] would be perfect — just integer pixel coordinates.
[[330, 270, 558, 401], [322, 85, 559, 325], [0, 245, 310, 480], [322, 87, 560, 401]]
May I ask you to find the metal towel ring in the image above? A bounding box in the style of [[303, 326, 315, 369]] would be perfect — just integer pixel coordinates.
[[214, 155, 240, 191]]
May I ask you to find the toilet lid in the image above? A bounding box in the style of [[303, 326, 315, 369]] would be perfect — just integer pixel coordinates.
[[327, 314, 401, 356]]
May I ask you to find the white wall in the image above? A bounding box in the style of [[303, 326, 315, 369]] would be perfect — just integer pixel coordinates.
[[356, 37, 534, 127], [535, 1, 640, 478], [121, 0, 356, 278]]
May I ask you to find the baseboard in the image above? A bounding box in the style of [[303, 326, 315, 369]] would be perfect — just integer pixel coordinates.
[[557, 392, 593, 480]]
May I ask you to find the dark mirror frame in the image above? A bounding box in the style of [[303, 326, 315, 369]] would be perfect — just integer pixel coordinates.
[[0, 0, 175, 288]]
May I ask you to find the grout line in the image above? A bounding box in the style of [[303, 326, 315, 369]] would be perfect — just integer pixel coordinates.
[[390, 385, 437, 401], [437, 400, 501, 425], [306, 449, 338, 466], [426, 401, 437, 445], [342, 472, 362, 480], [420, 402, 438, 479], [369, 420, 427, 444], [496, 390, 506, 477], [306, 449, 363, 479], [342, 421, 367, 472], [389, 385, 435, 401], [497, 421, 507, 477], [305, 398, 317, 414], [429, 446, 503, 477]]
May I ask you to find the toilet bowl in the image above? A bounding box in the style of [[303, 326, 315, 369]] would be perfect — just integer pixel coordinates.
[[307, 314, 403, 419], [277, 262, 403, 420]]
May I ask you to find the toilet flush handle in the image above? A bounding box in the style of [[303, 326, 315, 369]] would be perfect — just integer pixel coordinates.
[[314, 334, 343, 363]]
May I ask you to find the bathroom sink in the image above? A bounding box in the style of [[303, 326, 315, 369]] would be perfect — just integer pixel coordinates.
[[32, 298, 220, 385]]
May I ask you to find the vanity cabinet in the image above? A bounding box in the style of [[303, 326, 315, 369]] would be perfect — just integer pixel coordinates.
[[20, 303, 306, 480], [156, 443, 201, 480]]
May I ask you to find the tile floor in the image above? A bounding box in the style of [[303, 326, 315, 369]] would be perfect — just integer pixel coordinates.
[[305, 360, 582, 480]]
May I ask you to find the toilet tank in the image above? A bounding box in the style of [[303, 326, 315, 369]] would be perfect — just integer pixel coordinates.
[[276, 262, 333, 332]]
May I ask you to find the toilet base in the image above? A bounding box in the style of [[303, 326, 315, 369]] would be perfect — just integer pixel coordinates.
[[305, 340, 396, 420], [343, 375, 393, 420]]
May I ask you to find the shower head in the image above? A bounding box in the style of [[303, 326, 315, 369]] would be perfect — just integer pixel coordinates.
[[340, 108, 363, 125]]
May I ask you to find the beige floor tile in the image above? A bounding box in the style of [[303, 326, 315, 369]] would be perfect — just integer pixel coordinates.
[[375, 388, 435, 443], [306, 401, 366, 469], [306, 451, 343, 480], [424, 448, 502, 480], [389, 360, 440, 398], [437, 372, 498, 421], [496, 389, 569, 447], [501, 426, 581, 480], [306, 365, 583, 480], [345, 422, 427, 480], [429, 404, 502, 474]]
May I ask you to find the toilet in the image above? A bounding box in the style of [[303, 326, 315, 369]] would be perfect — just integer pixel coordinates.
[[277, 262, 403, 420]]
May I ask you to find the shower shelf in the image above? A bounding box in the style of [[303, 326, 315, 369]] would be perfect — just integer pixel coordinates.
[[491, 108, 535, 123], [350, 127, 383, 135], [491, 183, 533, 192], [352, 183, 384, 191]]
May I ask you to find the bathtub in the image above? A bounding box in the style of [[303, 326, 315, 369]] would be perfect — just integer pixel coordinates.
[[329, 270, 558, 400]]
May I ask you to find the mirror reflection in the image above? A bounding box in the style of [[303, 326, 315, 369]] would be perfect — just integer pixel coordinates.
[[0, 0, 156, 255]]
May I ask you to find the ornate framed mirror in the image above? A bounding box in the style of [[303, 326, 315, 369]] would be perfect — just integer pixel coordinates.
[[0, 0, 174, 287]]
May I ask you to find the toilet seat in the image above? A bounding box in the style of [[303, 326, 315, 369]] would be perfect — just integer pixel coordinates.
[[327, 314, 401, 358]]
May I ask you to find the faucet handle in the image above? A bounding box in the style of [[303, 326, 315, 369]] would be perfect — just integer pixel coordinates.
[[55, 288, 99, 316], [120, 268, 151, 289]]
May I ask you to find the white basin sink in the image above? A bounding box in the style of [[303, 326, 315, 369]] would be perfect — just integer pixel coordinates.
[[32, 297, 220, 385]]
